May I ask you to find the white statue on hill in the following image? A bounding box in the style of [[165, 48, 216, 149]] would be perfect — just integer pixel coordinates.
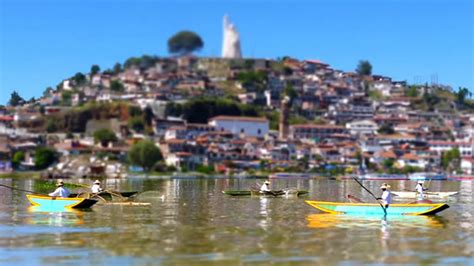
[[222, 15, 242, 59]]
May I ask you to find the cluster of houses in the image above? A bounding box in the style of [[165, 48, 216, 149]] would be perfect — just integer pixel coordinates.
[[1, 56, 473, 176]]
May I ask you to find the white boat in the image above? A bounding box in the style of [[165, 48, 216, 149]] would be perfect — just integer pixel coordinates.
[[408, 172, 447, 180], [269, 173, 313, 179], [392, 191, 458, 198]]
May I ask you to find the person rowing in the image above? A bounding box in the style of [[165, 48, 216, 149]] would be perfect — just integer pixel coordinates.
[[415, 181, 427, 200], [260, 180, 271, 193], [376, 183, 392, 209], [48, 179, 70, 198], [91, 180, 103, 194]]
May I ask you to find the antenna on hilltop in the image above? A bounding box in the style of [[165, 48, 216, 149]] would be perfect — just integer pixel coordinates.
[[430, 73, 438, 87]]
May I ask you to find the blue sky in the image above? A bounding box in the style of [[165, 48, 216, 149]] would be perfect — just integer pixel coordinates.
[[0, 0, 472, 104]]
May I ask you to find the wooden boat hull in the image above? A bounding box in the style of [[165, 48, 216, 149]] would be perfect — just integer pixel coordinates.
[[223, 190, 309, 196], [392, 191, 458, 198], [69, 191, 138, 201], [305, 200, 449, 215], [26, 194, 98, 210]]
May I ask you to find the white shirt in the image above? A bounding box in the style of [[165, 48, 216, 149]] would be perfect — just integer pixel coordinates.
[[91, 184, 103, 194], [48, 187, 70, 198], [260, 183, 270, 192], [415, 183, 424, 198], [381, 190, 392, 205]]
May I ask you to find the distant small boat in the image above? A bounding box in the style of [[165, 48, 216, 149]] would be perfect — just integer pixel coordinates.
[[447, 175, 474, 181], [223, 190, 309, 197], [305, 200, 449, 215], [26, 194, 98, 210], [353, 174, 408, 180], [392, 191, 458, 198], [408, 172, 447, 180], [269, 173, 313, 179]]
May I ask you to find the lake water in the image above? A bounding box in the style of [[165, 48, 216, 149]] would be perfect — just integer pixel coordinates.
[[0, 178, 473, 265]]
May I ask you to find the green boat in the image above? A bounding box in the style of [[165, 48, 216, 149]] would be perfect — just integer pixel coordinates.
[[223, 190, 309, 197], [306, 200, 449, 215]]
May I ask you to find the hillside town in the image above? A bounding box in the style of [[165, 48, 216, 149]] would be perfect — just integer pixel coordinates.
[[1, 54, 473, 179]]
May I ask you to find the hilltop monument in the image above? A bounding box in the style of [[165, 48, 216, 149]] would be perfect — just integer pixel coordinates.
[[222, 15, 242, 59]]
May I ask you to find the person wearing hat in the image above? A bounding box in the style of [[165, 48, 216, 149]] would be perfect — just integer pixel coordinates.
[[260, 180, 271, 193], [48, 179, 70, 198], [377, 183, 392, 208], [91, 180, 103, 194], [415, 181, 427, 200]]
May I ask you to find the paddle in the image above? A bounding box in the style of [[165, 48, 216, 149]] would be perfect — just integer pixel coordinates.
[[352, 176, 387, 215], [0, 184, 43, 195]]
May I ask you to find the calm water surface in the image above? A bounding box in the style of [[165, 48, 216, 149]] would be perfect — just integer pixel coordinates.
[[0, 178, 472, 265]]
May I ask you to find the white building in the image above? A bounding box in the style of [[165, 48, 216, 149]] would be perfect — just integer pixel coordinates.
[[208, 116, 269, 137], [428, 141, 474, 157], [346, 120, 378, 135]]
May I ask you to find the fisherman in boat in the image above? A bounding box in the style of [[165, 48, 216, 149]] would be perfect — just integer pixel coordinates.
[[91, 180, 103, 194], [260, 181, 271, 193], [377, 183, 392, 208], [415, 181, 427, 200], [48, 179, 70, 198]]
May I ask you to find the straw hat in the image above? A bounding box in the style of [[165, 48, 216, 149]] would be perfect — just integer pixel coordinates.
[[94, 180, 101, 184], [56, 179, 64, 186], [380, 183, 391, 189]]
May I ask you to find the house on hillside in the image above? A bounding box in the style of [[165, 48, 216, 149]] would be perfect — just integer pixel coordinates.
[[208, 116, 269, 138]]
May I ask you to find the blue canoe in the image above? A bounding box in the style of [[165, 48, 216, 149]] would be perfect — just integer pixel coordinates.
[[306, 200, 449, 215], [26, 194, 98, 210]]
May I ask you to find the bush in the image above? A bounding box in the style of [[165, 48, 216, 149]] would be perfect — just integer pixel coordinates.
[[93, 128, 117, 147], [12, 151, 25, 169], [128, 116, 145, 133], [34, 147, 58, 170], [128, 140, 163, 172]]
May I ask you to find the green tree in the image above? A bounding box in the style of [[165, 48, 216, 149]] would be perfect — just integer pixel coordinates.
[[195, 164, 215, 174], [456, 87, 470, 105], [72, 72, 87, 86], [423, 92, 440, 111], [406, 86, 419, 97], [12, 151, 25, 169], [168, 31, 204, 55], [46, 119, 58, 133], [382, 158, 395, 170], [236, 71, 267, 92], [91, 65, 101, 76], [34, 147, 58, 170], [143, 106, 154, 127], [61, 90, 72, 106], [113, 62, 122, 74], [165, 97, 260, 123], [128, 140, 163, 172], [43, 87, 54, 97], [110, 80, 125, 92], [93, 128, 118, 147], [356, 60, 372, 76], [8, 90, 25, 106], [283, 84, 297, 104], [441, 148, 461, 171], [128, 105, 143, 117], [128, 116, 145, 132]]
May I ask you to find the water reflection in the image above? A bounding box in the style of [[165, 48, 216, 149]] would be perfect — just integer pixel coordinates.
[[259, 197, 270, 230], [306, 213, 447, 229], [26, 206, 86, 226]]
